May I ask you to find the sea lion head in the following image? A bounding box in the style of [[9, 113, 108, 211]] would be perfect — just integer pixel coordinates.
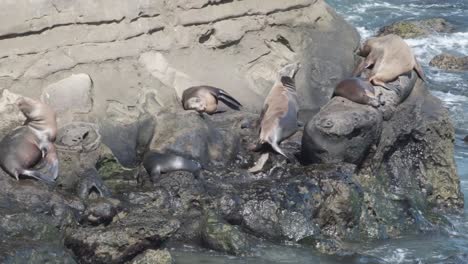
[[278, 62, 300, 79], [185, 96, 206, 113], [16, 97, 41, 119]]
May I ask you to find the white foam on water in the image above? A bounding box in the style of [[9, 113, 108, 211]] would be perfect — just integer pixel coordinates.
[[406, 32, 468, 65], [431, 91, 468, 104], [383, 248, 412, 263]]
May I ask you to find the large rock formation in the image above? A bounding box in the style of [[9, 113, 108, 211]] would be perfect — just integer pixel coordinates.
[[0, 1, 463, 263], [0, 0, 358, 116]]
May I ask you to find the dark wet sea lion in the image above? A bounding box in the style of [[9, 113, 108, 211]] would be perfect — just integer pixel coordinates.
[[0, 97, 58, 182], [353, 34, 425, 88], [182, 86, 242, 114], [333, 77, 381, 107], [251, 62, 300, 159], [142, 151, 202, 182]]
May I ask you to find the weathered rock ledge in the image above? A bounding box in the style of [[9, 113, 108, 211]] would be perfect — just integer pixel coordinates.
[[0, 1, 463, 263]]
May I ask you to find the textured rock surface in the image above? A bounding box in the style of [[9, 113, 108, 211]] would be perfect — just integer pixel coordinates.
[[0, 0, 358, 115], [430, 53, 468, 71], [130, 249, 173, 264], [377, 18, 454, 38]]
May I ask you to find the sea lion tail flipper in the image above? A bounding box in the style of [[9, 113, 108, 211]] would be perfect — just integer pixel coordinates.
[[414, 57, 426, 82], [44, 145, 59, 180], [270, 142, 289, 160], [217, 90, 243, 109], [20, 169, 55, 183]]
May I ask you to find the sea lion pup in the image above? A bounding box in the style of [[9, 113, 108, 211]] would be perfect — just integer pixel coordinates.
[[333, 77, 382, 107], [142, 151, 202, 183], [248, 62, 300, 172], [182, 86, 242, 114], [353, 34, 425, 88], [0, 97, 58, 182]]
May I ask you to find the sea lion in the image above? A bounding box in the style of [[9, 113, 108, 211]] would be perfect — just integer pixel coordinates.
[[0, 97, 58, 182], [333, 77, 382, 107], [251, 62, 300, 159], [353, 34, 425, 88], [142, 151, 202, 183], [182, 86, 242, 114]]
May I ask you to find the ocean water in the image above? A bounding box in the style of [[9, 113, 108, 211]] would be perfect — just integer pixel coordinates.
[[325, 0, 468, 263], [172, 1, 468, 263]]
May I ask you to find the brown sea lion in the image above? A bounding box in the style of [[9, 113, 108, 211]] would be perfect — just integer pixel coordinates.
[[182, 86, 242, 114], [353, 34, 425, 88], [0, 97, 58, 182], [142, 151, 202, 183], [251, 62, 300, 159], [333, 77, 382, 107]]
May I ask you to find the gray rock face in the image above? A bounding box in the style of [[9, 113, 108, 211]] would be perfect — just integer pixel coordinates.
[[302, 71, 417, 165], [0, 0, 358, 114]]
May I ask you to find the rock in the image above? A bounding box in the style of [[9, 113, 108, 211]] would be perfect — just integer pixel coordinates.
[[377, 18, 454, 38], [0, 0, 358, 115], [301, 98, 382, 164], [130, 249, 173, 264], [464, 135, 468, 143], [201, 212, 253, 256], [430, 53, 468, 71], [100, 101, 155, 167], [82, 198, 121, 226], [149, 110, 241, 167], [0, 90, 25, 138], [301, 71, 418, 165], [41, 73, 93, 116], [65, 211, 180, 264]]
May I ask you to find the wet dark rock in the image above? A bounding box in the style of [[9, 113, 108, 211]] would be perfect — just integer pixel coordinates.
[[81, 198, 121, 226], [65, 210, 180, 264], [201, 212, 254, 256], [430, 53, 468, 72], [464, 135, 468, 143], [302, 71, 417, 165], [149, 110, 241, 167], [377, 18, 454, 38]]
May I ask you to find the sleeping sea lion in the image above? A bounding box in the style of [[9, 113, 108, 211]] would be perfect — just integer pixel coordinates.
[[333, 77, 382, 107], [250, 62, 300, 159], [182, 86, 242, 114], [353, 34, 425, 88], [142, 151, 202, 183], [0, 97, 58, 182]]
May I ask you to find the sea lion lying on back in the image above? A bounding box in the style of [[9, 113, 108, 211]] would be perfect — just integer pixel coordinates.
[[182, 86, 242, 114], [0, 97, 58, 182], [353, 34, 425, 88], [333, 77, 382, 107], [250, 62, 300, 159], [142, 151, 202, 183]]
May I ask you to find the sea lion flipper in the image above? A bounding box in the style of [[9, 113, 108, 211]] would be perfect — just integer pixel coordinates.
[[20, 169, 55, 183], [270, 142, 289, 160], [413, 56, 426, 82], [216, 89, 243, 109]]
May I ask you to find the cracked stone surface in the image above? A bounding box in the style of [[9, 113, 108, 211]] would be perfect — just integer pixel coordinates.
[[0, 0, 358, 116]]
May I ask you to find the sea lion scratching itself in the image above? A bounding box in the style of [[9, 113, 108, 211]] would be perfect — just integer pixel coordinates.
[[0, 97, 58, 182], [143, 151, 202, 183], [249, 62, 300, 172], [353, 34, 425, 88], [182, 86, 242, 114], [333, 77, 382, 107]]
